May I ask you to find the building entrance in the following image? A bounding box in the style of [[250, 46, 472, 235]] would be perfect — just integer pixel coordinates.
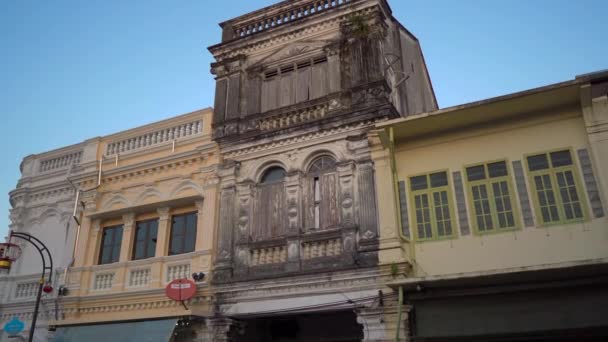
[[237, 310, 363, 342]]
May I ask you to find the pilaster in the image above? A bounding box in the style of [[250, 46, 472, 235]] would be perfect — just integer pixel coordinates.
[[580, 82, 608, 213], [119, 213, 135, 263], [194, 199, 207, 251], [155, 207, 171, 258]]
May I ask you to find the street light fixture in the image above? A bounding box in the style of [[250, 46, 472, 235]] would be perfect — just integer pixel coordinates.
[[0, 231, 54, 342]]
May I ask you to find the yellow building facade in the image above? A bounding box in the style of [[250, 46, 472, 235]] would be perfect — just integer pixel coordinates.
[[50, 108, 220, 339], [372, 72, 608, 340]]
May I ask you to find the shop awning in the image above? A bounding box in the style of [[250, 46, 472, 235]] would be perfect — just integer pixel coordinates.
[[51, 319, 176, 342]]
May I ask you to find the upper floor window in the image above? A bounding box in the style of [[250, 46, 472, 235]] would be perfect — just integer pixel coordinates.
[[170, 213, 197, 255], [132, 219, 158, 260], [409, 171, 455, 241], [261, 55, 330, 112], [252, 166, 288, 240], [526, 150, 586, 225], [99, 225, 123, 265], [306, 156, 338, 229], [466, 161, 517, 233], [261, 166, 286, 183]]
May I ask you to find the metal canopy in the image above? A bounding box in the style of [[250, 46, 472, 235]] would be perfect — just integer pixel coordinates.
[[51, 319, 176, 342]]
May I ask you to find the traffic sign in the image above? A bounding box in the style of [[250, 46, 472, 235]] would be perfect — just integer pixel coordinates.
[[3, 317, 25, 335], [165, 278, 196, 301]]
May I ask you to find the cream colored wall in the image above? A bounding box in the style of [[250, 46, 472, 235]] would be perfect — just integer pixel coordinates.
[[56, 109, 219, 324], [384, 108, 608, 277]]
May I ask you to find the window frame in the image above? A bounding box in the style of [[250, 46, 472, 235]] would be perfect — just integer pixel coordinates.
[[524, 148, 589, 226], [131, 219, 159, 261], [260, 54, 330, 112], [407, 169, 457, 242], [169, 212, 198, 256], [306, 155, 339, 230], [463, 159, 521, 235], [98, 225, 123, 265]]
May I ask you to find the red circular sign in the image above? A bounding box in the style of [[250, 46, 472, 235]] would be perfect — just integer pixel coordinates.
[[165, 278, 196, 301]]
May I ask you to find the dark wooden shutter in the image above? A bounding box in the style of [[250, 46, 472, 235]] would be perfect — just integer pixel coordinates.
[[296, 66, 311, 103], [311, 60, 329, 99], [320, 173, 339, 228], [226, 73, 241, 120], [246, 75, 261, 116], [213, 78, 228, 124], [302, 177, 315, 230], [578, 148, 604, 218]]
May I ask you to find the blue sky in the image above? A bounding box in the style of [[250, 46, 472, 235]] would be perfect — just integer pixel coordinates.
[[1, 0, 607, 238]]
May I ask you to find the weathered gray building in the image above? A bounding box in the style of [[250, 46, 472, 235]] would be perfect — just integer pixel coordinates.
[[207, 0, 436, 340]]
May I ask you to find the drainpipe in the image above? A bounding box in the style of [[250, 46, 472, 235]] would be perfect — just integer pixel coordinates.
[[388, 128, 416, 266], [395, 285, 404, 342]]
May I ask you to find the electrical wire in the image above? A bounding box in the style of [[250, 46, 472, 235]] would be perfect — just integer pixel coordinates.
[[228, 293, 397, 319]]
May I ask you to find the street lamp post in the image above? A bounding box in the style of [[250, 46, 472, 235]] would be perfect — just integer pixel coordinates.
[[0, 231, 54, 342]]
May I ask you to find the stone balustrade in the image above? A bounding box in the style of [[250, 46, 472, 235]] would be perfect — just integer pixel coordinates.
[[166, 263, 191, 283], [93, 272, 115, 290], [128, 268, 151, 288], [233, 0, 354, 39], [302, 238, 342, 259], [250, 246, 288, 266], [15, 281, 38, 299], [39, 151, 82, 173], [105, 120, 203, 156]]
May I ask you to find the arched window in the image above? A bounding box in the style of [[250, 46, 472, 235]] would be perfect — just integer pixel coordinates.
[[308, 155, 336, 174], [305, 156, 339, 230], [261, 166, 286, 183], [253, 166, 287, 240]]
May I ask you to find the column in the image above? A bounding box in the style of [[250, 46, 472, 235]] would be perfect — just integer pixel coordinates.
[[203, 318, 243, 342], [234, 182, 253, 277], [119, 213, 135, 262], [155, 207, 171, 257], [357, 309, 388, 342], [285, 172, 302, 273]]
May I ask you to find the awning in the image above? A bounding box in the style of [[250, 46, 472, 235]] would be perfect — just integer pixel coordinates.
[[51, 319, 176, 342]]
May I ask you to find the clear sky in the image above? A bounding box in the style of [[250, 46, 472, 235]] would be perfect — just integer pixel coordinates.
[[1, 0, 607, 238]]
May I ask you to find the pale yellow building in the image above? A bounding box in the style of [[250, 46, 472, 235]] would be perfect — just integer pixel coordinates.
[[49, 108, 220, 340], [372, 71, 608, 340]]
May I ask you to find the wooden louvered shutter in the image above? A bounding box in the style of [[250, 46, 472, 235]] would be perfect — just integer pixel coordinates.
[[320, 172, 339, 228]]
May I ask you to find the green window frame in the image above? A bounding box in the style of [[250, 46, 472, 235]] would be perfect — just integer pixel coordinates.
[[465, 160, 519, 234], [408, 171, 456, 241], [525, 149, 588, 225]]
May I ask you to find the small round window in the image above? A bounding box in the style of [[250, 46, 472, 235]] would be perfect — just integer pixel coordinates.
[[261, 166, 286, 184]]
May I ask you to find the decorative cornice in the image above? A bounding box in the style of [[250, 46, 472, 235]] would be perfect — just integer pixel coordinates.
[[222, 118, 387, 160]]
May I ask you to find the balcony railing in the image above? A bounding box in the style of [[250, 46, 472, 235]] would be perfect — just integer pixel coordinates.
[[39, 151, 82, 173], [232, 0, 354, 40], [105, 120, 203, 156]]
